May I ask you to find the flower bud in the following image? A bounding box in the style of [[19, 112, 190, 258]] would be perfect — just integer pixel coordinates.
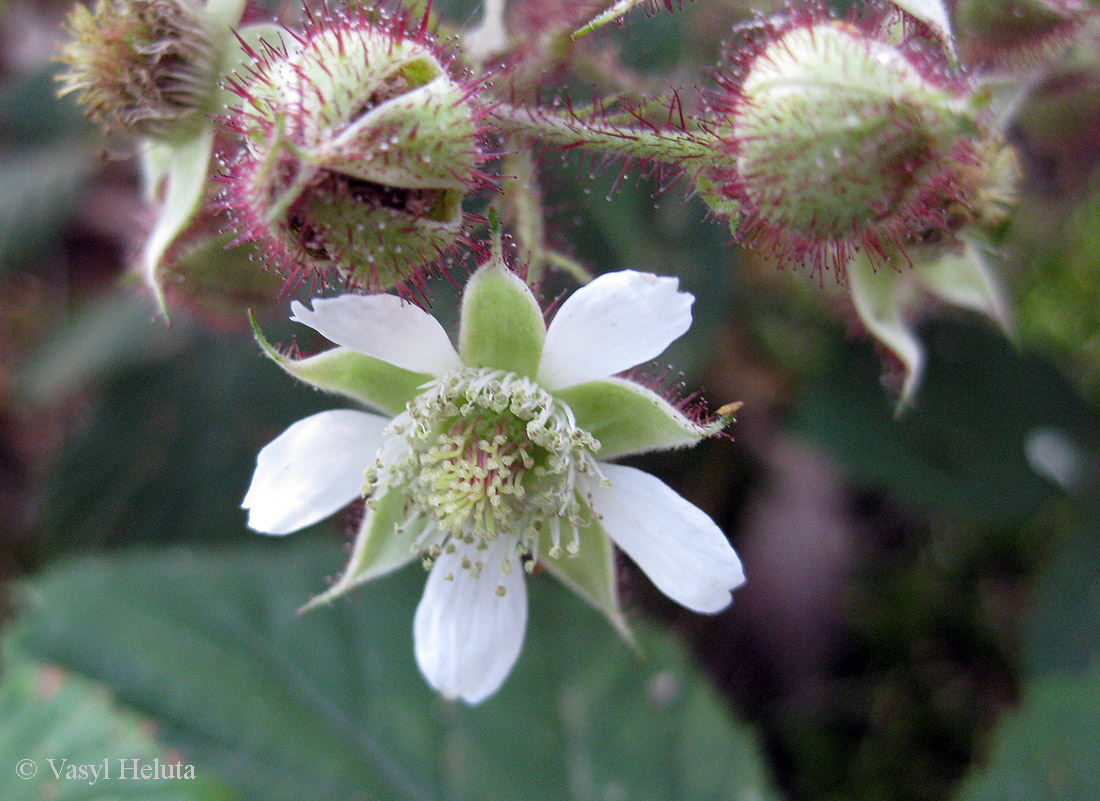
[[708, 19, 979, 274], [56, 0, 219, 139], [219, 8, 489, 292]]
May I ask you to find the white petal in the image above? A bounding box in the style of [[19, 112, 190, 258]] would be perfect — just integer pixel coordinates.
[[582, 464, 744, 613], [537, 271, 693, 390], [413, 538, 527, 704], [290, 295, 462, 377], [242, 409, 388, 535]]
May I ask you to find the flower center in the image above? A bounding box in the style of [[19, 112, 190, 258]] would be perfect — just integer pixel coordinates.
[[369, 367, 603, 572]]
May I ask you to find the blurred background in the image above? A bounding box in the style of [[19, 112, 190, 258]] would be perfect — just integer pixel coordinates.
[[1, 1, 1098, 800]]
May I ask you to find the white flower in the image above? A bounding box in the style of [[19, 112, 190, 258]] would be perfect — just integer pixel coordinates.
[[243, 257, 745, 703]]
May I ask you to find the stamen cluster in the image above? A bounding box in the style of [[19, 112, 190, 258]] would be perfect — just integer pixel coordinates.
[[368, 367, 603, 577]]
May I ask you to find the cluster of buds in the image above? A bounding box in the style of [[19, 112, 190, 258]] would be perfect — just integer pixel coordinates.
[[218, 6, 491, 293], [51, 0, 1056, 705]]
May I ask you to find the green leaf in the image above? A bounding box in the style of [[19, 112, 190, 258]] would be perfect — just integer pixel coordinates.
[[458, 258, 545, 377], [0, 644, 233, 801], [0, 66, 95, 143], [10, 543, 779, 801], [793, 318, 1094, 525], [1024, 503, 1100, 679], [953, 661, 1100, 801], [556, 377, 720, 460], [952, 507, 1100, 800], [32, 320, 336, 553], [253, 316, 430, 417], [17, 292, 181, 404]]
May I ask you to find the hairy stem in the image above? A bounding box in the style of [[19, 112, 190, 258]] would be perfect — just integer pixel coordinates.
[[491, 102, 716, 165]]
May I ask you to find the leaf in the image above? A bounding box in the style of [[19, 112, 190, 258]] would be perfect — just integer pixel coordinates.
[[1023, 503, 1100, 680], [953, 661, 1100, 801], [9, 542, 779, 801], [793, 318, 1095, 525], [952, 503, 1100, 800], [16, 292, 183, 404], [0, 644, 233, 801], [31, 319, 337, 553]]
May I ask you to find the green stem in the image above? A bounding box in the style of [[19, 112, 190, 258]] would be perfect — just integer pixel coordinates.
[[546, 251, 594, 284], [501, 145, 550, 287], [491, 102, 716, 165]]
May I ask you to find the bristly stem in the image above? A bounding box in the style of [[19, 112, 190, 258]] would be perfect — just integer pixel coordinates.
[[491, 100, 716, 166]]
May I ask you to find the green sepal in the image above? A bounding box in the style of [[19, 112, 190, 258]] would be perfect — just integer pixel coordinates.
[[331, 78, 480, 190], [556, 377, 724, 460], [203, 0, 247, 28], [459, 251, 546, 377], [251, 312, 430, 416], [889, 0, 956, 59], [847, 251, 924, 411], [139, 141, 173, 204], [142, 127, 214, 318], [300, 490, 423, 612], [539, 510, 636, 650], [914, 237, 1010, 331]]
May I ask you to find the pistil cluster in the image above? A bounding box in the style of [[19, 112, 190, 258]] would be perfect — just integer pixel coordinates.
[[368, 367, 604, 584], [56, 0, 218, 139]]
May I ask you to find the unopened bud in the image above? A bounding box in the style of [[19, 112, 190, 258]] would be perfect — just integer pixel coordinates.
[[708, 20, 978, 274], [219, 8, 489, 291]]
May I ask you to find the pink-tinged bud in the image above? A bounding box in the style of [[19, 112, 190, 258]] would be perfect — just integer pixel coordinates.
[[56, 0, 219, 139], [219, 6, 490, 293], [703, 18, 982, 275]]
